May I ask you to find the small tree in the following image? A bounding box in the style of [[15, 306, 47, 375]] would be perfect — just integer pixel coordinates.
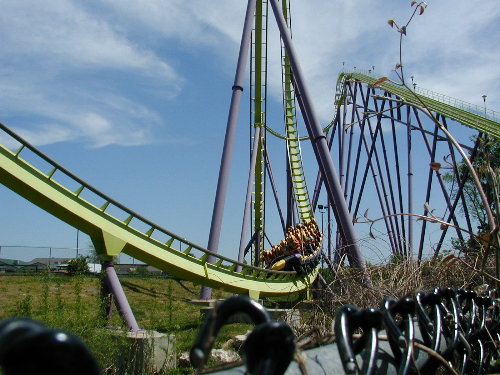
[[67, 256, 90, 276], [444, 135, 500, 233]]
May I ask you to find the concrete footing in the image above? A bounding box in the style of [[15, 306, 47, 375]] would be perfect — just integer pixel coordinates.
[[113, 329, 176, 374]]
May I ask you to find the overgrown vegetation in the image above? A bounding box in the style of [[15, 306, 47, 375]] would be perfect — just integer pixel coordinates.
[[371, 1, 499, 288], [67, 255, 90, 275], [0, 273, 248, 374], [295, 249, 497, 341], [1, 3, 498, 375]]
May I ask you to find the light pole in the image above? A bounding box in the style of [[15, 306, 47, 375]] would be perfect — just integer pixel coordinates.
[[318, 204, 328, 250], [318, 204, 327, 268], [76, 229, 79, 257], [482, 95, 487, 117]]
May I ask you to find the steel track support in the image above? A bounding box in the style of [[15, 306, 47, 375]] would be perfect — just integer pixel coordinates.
[[433, 135, 483, 258], [406, 105, 414, 257], [238, 126, 262, 266], [371, 92, 404, 255], [201, 0, 256, 300], [264, 150, 287, 234], [442, 117, 474, 236], [389, 98, 407, 253], [413, 111, 466, 246], [358, 84, 400, 255], [417, 122, 440, 261], [102, 261, 140, 332], [269, 0, 371, 285]]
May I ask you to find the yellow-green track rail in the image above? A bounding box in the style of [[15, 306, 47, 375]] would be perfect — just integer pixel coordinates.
[[0, 122, 317, 299], [280, 0, 313, 223], [343, 72, 500, 139]]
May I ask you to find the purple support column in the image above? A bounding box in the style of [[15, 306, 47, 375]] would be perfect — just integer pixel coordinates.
[[100, 272, 113, 325], [406, 106, 414, 257], [389, 101, 407, 252], [433, 134, 482, 258], [327, 205, 332, 261], [200, 0, 257, 300], [103, 262, 140, 332], [265, 151, 287, 234], [237, 126, 261, 265], [417, 123, 439, 261], [269, 0, 370, 284], [311, 126, 335, 210]]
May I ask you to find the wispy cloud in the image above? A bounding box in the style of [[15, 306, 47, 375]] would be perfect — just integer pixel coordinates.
[[0, 1, 498, 148], [0, 0, 183, 147]]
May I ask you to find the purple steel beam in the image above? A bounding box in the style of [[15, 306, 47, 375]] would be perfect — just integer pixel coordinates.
[[238, 126, 262, 265], [342, 108, 355, 201], [403, 123, 475, 153], [242, 231, 259, 258], [339, 106, 345, 190], [327, 204, 332, 260], [265, 150, 287, 234], [371, 92, 404, 255], [359, 84, 400, 255], [417, 122, 440, 261], [269, 0, 370, 282], [389, 98, 407, 251], [433, 134, 482, 257], [311, 119, 337, 211], [352, 89, 399, 255], [341, 80, 360, 202], [348, 85, 390, 251], [100, 272, 113, 324], [346, 85, 366, 213], [312, 123, 344, 252], [103, 262, 140, 332], [406, 105, 414, 257], [351, 107, 374, 219], [200, 0, 256, 300], [442, 117, 474, 235], [412, 111, 465, 244]]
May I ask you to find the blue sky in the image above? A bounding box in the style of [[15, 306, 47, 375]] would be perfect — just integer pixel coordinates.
[[0, 1, 499, 263]]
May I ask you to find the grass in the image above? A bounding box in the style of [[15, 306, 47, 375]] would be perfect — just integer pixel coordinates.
[[0, 273, 250, 374], [0, 250, 495, 374]]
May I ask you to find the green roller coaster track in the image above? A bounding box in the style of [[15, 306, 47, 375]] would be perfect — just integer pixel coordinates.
[[1, 70, 496, 299], [0, 122, 317, 299], [338, 72, 500, 140]]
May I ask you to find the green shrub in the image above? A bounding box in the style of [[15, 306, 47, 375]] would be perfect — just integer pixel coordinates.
[[67, 256, 90, 276]]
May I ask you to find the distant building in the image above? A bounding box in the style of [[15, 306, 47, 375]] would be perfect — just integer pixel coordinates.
[[0, 258, 22, 272], [30, 257, 73, 267], [114, 264, 163, 276], [0, 258, 46, 273], [0, 257, 161, 276]]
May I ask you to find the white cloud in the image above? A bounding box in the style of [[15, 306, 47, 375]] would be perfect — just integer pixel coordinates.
[[0, 0, 498, 149], [0, 1, 180, 78], [0, 0, 183, 147]]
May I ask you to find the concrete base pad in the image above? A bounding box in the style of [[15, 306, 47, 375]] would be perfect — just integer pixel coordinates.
[[112, 329, 176, 374]]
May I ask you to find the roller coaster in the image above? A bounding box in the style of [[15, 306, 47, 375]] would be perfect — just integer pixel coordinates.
[[0, 0, 499, 312]]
